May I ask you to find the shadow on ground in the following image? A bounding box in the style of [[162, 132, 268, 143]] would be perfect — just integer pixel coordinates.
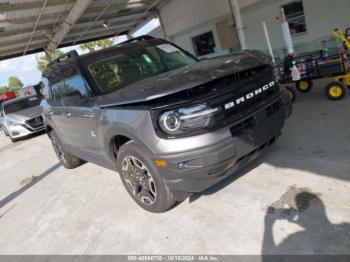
[[0, 163, 61, 211], [262, 186, 350, 254]]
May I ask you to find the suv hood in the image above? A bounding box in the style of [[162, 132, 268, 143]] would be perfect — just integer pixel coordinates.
[[5, 106, 42, 123], [97, 51, 268, 107]]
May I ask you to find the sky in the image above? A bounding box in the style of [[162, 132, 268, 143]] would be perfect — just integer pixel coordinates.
[[0, 18, 160, 88], [0, 44, 91, 88]]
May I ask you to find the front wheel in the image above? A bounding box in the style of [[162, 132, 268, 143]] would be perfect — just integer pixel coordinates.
[[296, 79, 313, 93], [286, 86, 296, 102], [117, 141, 176, 213], [49, 130, 81, 169], [325, 81, 347, 101]]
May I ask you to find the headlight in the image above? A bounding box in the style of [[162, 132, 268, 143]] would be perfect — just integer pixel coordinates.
[[159, 104, 218, 136], [6, 118, 20, 126]]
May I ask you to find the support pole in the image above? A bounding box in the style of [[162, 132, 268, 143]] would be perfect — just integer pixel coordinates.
[[46, 0, 93, 55], [44, 49, 52, 62], [156, 9, 167, 39], [281, 7, 294, 54], [262, 21, 275, 64], [230, 0, 247, 50]]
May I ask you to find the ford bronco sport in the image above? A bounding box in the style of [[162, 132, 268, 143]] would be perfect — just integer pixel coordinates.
[[41, 36, 292, 212]]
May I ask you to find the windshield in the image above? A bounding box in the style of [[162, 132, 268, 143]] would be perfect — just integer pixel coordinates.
[[88, 43, 197, 94], [4, 97, 41, 114]]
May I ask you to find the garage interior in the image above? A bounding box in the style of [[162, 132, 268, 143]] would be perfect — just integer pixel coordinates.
[[0, 0, 350, 256]]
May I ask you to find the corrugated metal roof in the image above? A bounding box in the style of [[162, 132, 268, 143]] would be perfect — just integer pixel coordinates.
[[0, 0, 163, 61]]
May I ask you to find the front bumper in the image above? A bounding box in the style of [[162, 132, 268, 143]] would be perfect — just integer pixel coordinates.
[[152, 93, 292, 193], [7, 124, 45, 138]]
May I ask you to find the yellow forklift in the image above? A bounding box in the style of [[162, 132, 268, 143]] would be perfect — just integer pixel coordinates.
[[293, 28, 350, 101], [327, 28, 350, 99]]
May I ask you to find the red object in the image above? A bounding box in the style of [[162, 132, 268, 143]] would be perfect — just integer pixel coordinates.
[[0, 91, 16, 102]]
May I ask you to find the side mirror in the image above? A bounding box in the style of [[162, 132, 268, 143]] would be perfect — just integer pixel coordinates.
[[61, 90, 87, 107]]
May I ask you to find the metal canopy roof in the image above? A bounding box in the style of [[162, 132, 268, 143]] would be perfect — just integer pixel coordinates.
[[0, 0, 164, 61]]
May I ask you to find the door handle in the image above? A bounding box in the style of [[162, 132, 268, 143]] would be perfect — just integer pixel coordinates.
[[82, 113, 94, 118], [65, 112, 72, 117]]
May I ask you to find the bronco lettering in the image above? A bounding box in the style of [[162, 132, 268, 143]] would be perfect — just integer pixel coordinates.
[[224, 81, 275, 110]]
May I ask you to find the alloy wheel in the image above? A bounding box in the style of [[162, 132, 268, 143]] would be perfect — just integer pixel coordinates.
[[121, 156, 157, 205]]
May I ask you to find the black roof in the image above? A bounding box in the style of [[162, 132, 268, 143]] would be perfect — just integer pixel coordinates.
[[80, 37, 167, 64], [43, 36, 167, 75]]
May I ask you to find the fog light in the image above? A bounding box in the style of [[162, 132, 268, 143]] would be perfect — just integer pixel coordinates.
[[178, 162, 185, 169]]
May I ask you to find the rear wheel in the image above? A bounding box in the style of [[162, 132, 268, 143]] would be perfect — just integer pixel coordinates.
[[49, 130, 81, 169], [296, 79, 313, 93], [325, 81, 347, 101], [117, 141, 176, 213]]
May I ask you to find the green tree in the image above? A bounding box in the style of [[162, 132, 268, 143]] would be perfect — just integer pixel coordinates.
[[0, 86, 21, 97], [80, 39, 113, 52], [8, 76, 23, 89], [37, 49, 63, 73]]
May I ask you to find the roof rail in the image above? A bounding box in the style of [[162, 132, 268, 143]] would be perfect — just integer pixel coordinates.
[[48, 50, 79, 66], [117, 35, 156, 46]]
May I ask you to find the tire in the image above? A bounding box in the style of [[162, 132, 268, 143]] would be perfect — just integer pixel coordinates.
[[286, 87, 296, 102], [117, 141, 176, 213], [325, 81, 348, 101], [296, 79, 313, 93], [49, 130, 81, 169]]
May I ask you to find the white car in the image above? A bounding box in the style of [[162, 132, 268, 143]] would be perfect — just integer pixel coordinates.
[[0, 96, 45, 142]]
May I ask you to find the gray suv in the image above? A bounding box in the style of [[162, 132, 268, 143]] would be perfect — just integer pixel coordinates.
[[41, 36, 292, 212]]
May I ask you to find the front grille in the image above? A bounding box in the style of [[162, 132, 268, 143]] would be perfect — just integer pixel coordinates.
[[266, 101, 281, 117], [207, 67, 279, 128], [26, 116, 43, 129], [189, 65, 273, 97], [230, 117, 255, 136], [228, 101, 282, 138], [152, 65, 281, 139], [235, 137, 277, 164]]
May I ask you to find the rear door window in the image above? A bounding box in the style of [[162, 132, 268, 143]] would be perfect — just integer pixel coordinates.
[[50, 80, 65, 106], [63, 66, 90, 101], [48, 65, 89, 106]]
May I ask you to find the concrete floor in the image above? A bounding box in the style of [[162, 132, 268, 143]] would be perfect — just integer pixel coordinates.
[[0, 80, 349, 255]]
